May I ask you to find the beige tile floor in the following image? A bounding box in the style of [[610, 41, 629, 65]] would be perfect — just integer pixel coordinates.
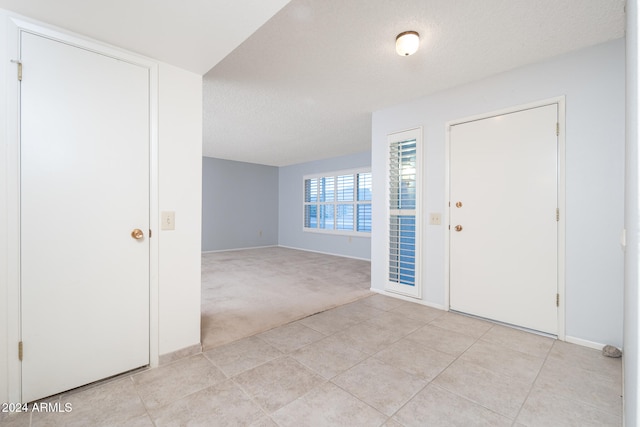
[[2, 294, 622, 426]]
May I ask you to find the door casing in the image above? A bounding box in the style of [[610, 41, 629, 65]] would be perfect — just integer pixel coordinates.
[[444, 97, 566, 340], [4, 16, 160, 402]]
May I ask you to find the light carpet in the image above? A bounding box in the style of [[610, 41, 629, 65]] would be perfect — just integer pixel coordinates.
[[201, 246, 373, 350]]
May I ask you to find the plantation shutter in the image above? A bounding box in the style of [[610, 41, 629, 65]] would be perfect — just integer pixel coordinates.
[[303, 170, 371, 234], [388, 137, 418, 292], [357, 173, 372, 232]]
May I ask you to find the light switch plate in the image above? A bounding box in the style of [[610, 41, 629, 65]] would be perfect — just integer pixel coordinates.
[[429, 212, 442, 225], [161, 211, 175, 230]]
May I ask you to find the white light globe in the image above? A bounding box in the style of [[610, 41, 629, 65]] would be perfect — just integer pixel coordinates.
[[396, 31, 420, 56]]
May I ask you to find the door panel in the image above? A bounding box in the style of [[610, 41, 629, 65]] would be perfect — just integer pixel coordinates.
[[20, 32, 150, 402], [449, 104, 558, 334]]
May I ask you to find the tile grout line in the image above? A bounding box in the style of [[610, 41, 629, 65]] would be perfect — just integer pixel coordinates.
[[131, 355, 231, 422], [228, 376, 277, 425], [534, 341, 624, 419], [281, 298, 451, 423], [417, 321, 523, 422], [327, 379, 393, 425], [509, 338, 556, 425], [254, 295, 428, 423], [127, 375, 158, 427], [320, 304, 441, 423]]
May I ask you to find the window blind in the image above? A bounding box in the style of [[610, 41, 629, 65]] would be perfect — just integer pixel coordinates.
[[389, 139, 417, 286], [303, 170, 371, 235]]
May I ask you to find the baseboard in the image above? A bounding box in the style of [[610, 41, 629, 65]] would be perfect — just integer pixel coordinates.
[[565, 335, 609, 351], [202, 244, 371, 261], [201, 245, 277, 254], [369, 288, 447, 310], [277, 245, 371, 262], [159, 343, 202, 365]]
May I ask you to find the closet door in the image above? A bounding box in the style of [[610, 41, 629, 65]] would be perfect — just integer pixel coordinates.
[[20, 31, 150, 402]]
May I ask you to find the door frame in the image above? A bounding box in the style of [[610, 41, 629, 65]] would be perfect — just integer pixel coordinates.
[[444, 97, 566, 340], [5, 16, 160, 402]]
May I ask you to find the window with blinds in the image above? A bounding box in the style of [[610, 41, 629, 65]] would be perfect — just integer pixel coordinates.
[[304, 169, 372, 235], [387, 129, 421, 298]]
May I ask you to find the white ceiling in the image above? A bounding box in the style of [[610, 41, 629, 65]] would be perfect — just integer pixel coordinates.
[[203, 0, 625, 166], [0, 0, 291, 75], [0, 1, 625, 167]]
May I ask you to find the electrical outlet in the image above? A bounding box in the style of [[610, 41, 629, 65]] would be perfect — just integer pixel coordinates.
[[429, 212, 442, 225], [161, 211, 175, 230]]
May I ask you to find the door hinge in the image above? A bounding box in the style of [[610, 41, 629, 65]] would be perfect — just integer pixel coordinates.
[[556, 293, 560, 307], [556, 208, 559, 222], [149, 229, 152, 238], [18, 341, 23, 361], [556, 122, 559, 136], [10, 60, 22, 81]]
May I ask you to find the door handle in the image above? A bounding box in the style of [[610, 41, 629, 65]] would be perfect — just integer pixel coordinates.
[[454, 225, 463, 232], [131, 229, 144, 240]]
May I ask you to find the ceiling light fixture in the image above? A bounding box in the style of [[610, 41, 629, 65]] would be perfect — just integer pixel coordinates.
[[395, 31, 420, 56]]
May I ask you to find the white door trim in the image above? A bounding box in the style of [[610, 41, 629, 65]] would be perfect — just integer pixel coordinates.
[[444, 97, 566, 340], [5, 15, 160, 402]]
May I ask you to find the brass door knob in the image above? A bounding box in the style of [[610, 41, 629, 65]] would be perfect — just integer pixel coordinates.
[[131, 229, 144, 240], [454, 225, 463, 232], [455, 201, 463, 208]]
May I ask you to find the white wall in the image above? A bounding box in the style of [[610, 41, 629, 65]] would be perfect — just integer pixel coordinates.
[[158, 63, 202, 356], [0, 11, 202, 401], [279, 151, 372, 260], [625, 0, 639, 424], [372, 39, 625, 348]]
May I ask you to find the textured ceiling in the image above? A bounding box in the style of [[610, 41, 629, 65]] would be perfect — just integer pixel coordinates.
[[203, 0, 625, 167], [0, 0, 291, 75]]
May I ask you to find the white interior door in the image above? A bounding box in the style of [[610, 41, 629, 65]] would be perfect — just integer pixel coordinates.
[[449, 104, 558, 334], [20, 32, 150, 402]]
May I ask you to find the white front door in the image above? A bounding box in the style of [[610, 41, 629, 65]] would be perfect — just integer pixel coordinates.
[[20, 31, 150, 402], [449, 104, 558, 334]]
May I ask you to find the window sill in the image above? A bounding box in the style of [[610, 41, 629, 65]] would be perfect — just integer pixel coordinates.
[[303, 228, 371, 238]]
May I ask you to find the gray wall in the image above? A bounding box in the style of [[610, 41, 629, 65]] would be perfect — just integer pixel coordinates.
[[279, 151, 372, 260], [202, 157, 278, 251], [371, 39, 625, 348]]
